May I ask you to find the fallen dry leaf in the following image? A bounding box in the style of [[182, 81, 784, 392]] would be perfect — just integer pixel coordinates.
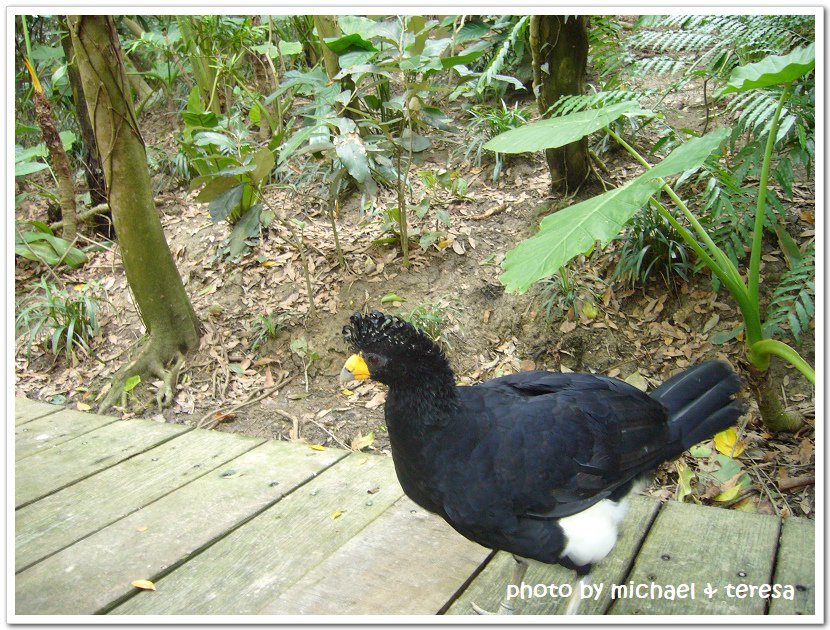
[[350, 431, 375, 451], [131, 579, 156, 591], [624, 371, 648, 392], [797, 438, 814, 465]]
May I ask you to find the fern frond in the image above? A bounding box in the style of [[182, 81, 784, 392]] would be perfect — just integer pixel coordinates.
[[476, 15, 530, 93], [764, 243, 815, 343], [549, 89, 655, 116], [629, 55, 688, 79]]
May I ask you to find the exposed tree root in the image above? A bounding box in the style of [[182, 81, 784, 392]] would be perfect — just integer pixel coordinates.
[[98, 336, 187, 414]]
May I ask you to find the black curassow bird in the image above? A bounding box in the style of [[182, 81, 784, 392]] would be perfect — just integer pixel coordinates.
[[340, 311, 745, 615]]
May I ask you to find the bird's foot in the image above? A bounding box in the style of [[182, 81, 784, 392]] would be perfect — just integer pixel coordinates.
[[471, 600, 515, 615]]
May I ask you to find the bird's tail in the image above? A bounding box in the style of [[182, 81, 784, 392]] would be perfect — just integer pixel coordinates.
[[650, 361, 745, 456]]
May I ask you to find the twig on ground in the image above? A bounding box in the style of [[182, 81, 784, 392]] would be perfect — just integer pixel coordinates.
[[778, 475, 815, 492], [305, 415, 351, 450], [466, 203, 508, 221], [197, 372, 290, 429]]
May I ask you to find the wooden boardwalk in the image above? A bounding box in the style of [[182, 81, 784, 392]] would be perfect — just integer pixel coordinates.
[[14, 397, 816, 617]]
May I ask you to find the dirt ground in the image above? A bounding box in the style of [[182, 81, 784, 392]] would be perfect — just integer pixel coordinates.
[[14, 80, 815, 519]]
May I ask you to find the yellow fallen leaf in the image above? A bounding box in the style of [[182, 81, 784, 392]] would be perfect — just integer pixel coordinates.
[[131, 579, 156, 591], [581, 302, 598, 319], [350, 431, 375, 451], [76, 402, 92, 412], [73, 283, 87, 291], [309, 444, 325, 451], [136, 526, 149, 533], [714, 485, 742, 502], [675, 460, 694, 502], [330, 510, 343, 520], [714, 427, 745, 457], [340, 389, 354, 396], [261, 260, 277, 267]]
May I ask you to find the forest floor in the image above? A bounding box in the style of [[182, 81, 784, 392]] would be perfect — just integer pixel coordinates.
[[14, 79, 815, 519]]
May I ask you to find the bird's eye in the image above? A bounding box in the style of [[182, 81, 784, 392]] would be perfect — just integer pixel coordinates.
[[365, 354, 380, 366]]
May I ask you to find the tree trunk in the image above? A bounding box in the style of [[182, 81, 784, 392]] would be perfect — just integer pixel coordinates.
[[313, 15, 342, 81], [23, 58, 78, 243], [530, 15, 590, 193], [68, 15, 200, 413], [250, 15, 279, 142], [747, 365, 803, 433], [60, 21, 109, 232]]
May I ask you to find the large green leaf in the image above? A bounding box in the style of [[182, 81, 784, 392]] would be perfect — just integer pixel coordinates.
[[209, 184, 245, 223], [16, 143, 48, 163], [323, 33, 377, 54], [194, 131, 235, 150], [182, 111, 219, 129], [15, 161, 49, 177], [15, 231, 88, 268], [500, 128, 730, 293], [483, 102, 654, 154], [193, 176, 239, 203], [335, 134, 370, 183], [250, 147, 275, 186], [500, 180, 662, 293], [278, 124, 318, 164], [228, 205, 262, 257], [338, 15, 389, 41], [719, 44, 815, 95]]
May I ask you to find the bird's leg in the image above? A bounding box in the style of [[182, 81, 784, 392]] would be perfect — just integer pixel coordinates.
[[565, 574, 590, 615], [471, 555, 529, 615]]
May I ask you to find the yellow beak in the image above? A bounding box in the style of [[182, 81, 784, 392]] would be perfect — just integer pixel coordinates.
[[340, 353, 370, 384]]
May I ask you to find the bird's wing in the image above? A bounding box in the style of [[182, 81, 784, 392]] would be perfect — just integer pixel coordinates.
[[454, 372, 671, 520]]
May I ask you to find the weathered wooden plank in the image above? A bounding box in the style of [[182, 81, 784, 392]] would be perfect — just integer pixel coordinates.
[[15, 397, 63, 425], [16, 420, 191, 508], [446, 495, 662, 615], [15, 429, 263, 572], [768, 517, 815, 616], [16, 408, 117, 460], [110, 453, 404, 615], [15, 440, 346, 615], [262, 495, 491, 615], [608, 501, 780, 615]]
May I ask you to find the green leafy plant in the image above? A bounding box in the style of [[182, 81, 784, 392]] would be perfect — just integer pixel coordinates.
[[539, 262, 605, 324], [181, 91, 277, 258], [455, 100, 531, 180], [249, 311, 291, 351], [613, 200, 693, 291], [449, 15, 530, 100], [290, 336, 320, 392], [15, 220, 87, 269], [485, 44, 815, 431], [403, 302, 454, 349], [16, 277, 108, 363], [123, 26, 183, 110], [279, 16, 488, 265]]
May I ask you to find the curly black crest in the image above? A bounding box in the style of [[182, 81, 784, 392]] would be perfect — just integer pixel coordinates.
[[343, 311, 442, 358]]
